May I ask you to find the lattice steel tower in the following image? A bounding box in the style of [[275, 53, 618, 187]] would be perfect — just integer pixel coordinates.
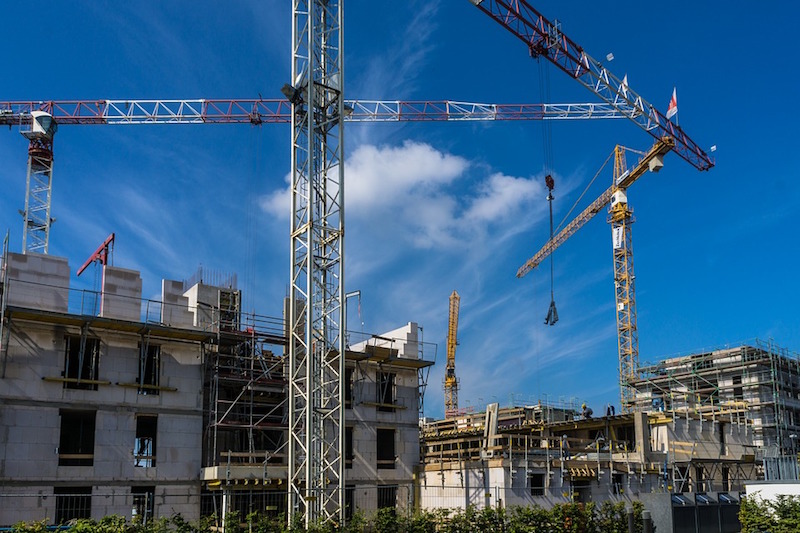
[[21, 112, 57, 254], [609, 146, 638, 410], [286, 0, 345, 526]]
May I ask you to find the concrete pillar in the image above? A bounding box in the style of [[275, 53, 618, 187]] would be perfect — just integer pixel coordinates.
[[634, 411, 651, 462], [627, 505, 635, 533], [643, 509, 653, 533]]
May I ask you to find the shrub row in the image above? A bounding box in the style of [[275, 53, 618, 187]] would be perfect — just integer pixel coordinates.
[[11, 501, 646, 533]]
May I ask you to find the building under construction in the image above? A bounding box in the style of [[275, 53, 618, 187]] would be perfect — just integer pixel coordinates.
[[418, 401, 752, 531], [0, 251, 434, 525], [417, 341, 800, 530], [631, 341, 800, 458]]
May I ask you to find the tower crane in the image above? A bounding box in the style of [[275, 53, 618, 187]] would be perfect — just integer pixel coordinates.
[[444, 290, 461, 418], [468, 0, 713, 410], [1, 98, 627, 255], [516, 137, 674, 410]]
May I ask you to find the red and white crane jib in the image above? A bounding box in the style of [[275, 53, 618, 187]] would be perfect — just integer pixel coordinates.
[[468, 0, 714, 171], [0, 99, 628, 126]]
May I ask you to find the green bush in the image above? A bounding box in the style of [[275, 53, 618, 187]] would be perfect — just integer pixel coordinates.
[[10, 519, 49, 533], [8, 501, 651, 533], [740, 494, 800, 533]]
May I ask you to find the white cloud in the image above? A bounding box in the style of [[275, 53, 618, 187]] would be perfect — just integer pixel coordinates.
[[260, 140, 547, 251], [465, 172, 541, 224], [346, 141, 468, 211]]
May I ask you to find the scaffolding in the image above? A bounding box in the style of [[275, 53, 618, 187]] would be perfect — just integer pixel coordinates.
[[631, 340, 800, 457], [203, 311, 289, 469]]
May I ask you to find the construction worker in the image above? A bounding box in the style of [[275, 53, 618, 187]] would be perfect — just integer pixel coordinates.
[[581, 403, 593, 419]]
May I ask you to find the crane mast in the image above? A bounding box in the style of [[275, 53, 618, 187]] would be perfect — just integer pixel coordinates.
[[287, 0, 345, 525], [20, 112, 57, 254], [610, 148, 639, 410], [444, 291, 461, 418]]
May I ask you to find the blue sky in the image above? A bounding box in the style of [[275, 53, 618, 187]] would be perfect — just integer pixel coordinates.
[[1, 1, 798, 419]]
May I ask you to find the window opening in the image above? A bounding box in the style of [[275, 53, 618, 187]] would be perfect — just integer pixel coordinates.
[[377, 371, 395, 412], [377, 485, 397, 509], [132, 486, 155, 524], [58, 410, 95, 466], [612, 473, 625, 495], [345, 485, 355, 520], [138, 338, 161, 395], [732, 375, 743, 400], [345, 426, 353, 469], [377, 428, 395, 469], [529, 473, 545, 496], [345, 367, 354, 408], [134, 416, 157, 467], [64, 333, 100, 390], [55, 486, 91, 523]]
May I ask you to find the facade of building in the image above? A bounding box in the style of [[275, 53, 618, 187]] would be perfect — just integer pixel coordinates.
[[0, 252, 433, 526], [345, 323, 434, 515], [0, 252, 211, 524], [631, 341, 800, 457], [418, 403, 755, 510]]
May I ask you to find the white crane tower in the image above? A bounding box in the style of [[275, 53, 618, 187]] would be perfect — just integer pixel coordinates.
[[286, 0, 346, 525]]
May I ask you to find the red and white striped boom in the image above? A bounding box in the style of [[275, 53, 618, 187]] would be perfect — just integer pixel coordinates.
[[0, 99, 626, 125], [468, 0, 714, 171]]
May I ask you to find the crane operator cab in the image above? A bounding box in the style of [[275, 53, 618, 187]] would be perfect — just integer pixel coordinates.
[[22, 110, 57, 140]]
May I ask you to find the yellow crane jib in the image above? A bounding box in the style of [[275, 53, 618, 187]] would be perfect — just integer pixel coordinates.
[[516, 137, 674, 279]]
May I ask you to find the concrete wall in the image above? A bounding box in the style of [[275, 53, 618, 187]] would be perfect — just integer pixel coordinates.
[[418, 460, 644, 511], [345, 324, 424, 514], [351, 322, 420, 360], [3, 252, 69, 313], [0, 264, 205, 525], [347, 363, 420, 513], [745, 481, 800, 499], [650, 417, 751, 463], [161, 280, 196, 329], [182, 283, 238, 331], [100, 266, 142, 322], [0, 485, 201, 525]]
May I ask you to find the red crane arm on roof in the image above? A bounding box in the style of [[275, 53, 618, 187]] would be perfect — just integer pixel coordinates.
[[77, 233, 115, 277]]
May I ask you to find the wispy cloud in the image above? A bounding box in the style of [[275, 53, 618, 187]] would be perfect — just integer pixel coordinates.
[[355, 1, 440, 99]]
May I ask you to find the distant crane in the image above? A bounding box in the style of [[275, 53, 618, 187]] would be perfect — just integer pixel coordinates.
[[76, 232, 116, 315], [517, 138, 674, 410], [444, 290, 461, 417]]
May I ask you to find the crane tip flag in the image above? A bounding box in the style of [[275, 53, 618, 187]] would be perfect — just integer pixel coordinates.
[[666, 87, 678, 119]]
